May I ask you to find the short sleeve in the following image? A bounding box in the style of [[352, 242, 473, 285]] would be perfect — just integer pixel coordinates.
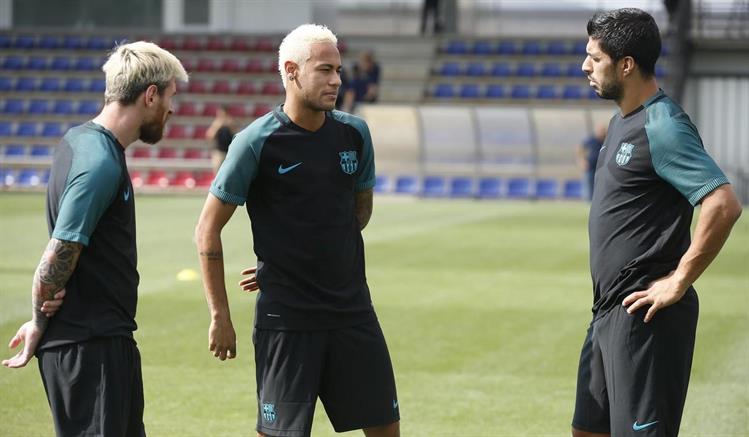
[[52, 156, 121, 246], [354, 121, 375, 191], [647, 116, 729, 205]]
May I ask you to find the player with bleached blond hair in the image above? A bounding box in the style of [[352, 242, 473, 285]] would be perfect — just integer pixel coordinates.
[[196, 24, 400, 437], [3, 41, 187, 436]]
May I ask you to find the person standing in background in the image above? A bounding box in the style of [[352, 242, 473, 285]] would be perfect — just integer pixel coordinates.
[[576, 123, 607, 201], [205, 106, 236, 174]]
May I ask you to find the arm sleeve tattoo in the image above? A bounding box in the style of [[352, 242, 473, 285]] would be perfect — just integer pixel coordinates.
[[32, 239, 82, 330]]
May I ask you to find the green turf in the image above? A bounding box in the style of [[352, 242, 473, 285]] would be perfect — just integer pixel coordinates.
[[0, 192, 747, 436]]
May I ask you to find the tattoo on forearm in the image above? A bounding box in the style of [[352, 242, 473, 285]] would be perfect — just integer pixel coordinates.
[[200, 250, 223, 261], [32, 239, 81, 329]]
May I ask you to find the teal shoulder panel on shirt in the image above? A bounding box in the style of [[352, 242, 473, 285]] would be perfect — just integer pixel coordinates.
[[331, 110, 376, 191], [53, 127, 122, 246], [210, 111, 281, 205], [645, 96, 728, 205]]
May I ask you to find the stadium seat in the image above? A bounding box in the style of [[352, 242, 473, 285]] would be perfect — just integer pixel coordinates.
[[572, 41, 587, 55], [42, 122, 63, 137], [459, 84, 480, 99], [566, 63, 586, 77], [166, 125, 187, 139], [181, 37, 203, 51], [450, 177, 474, 198], [253, 38, 275, 52], [14, 76, 36, 91], [89, 78, 106, 93], [29, 99, 49, 115], [196, 58, 216, 72], [374, 175, 388, 193], [146, 170, 169, 187], [507, 178, 530, 198], [588, 88, 599, 100], [176, 102, 198, 116], [27, 56, 48, 70], [77, 100, 100, 115], [244, 58, 265, 73], [252, 104, 273, 118], [13, 35, 35, 49], [157, 147, 178, 159], [0, 168, 16, 186], [230, 37, 251, 52], [157, 37, 177, 51], [207, 37, 227, 51], [50, 56, 72, 71], [394, 176, 418, 194], [541, 63, 562, 77], [521, 40, 541, 55], [545, 40, 568, 55], [536, 85, 557, 99], [261, 81, 282, 96], [445, 40, 468, 55], [18, 169, 42, 186], [3, 99, 25, 114], [172, 171, 196, 188], [192, 125, 209, 139], [562, 85, 583, 100], [201, 103, 219, 117], [40, 77, 62, 92], [211, 80, 232, 94], [439, 62, 461, 76], [237, 81, 257, 95], [74, 57, 98, 71], [433, 83, 454, 98], [62, 35, 84, 50], [53, 100, 74, 115], [655, 65, 666, 78], [195, 171, 214, 187], [465, 62, 486, 76], [188, 80, 208, 94], [472, 41, 494, 55], [3, 144, 26, 156], [220, 59, 241, 72], [0, 35, 11, 48], [510, 84, 531, 99], [490, 62, 512, 77], [130, 170, 144, 187], [183, 149, 205, 159], [497, 40, 517, 55], [86, 36, 112, 50], [535, 179, 558, 198], [422, 176, 447, 197], [30, 145, 51, 157], [0, 121, 13, 136], [16, 122, 38, 137], [0, 76, 12, 91], [564, 180, 583, 199], [38, 35, 61, 49], [2, 56, 24, 70], [131, 147, 151, 158], [477, 178, 501, 198], [226, 104, 247, 117], [515, 62, 536, 77], [180, 58, 195, 72], [64, 78, 85, 92], [485, 84, 505, 99]]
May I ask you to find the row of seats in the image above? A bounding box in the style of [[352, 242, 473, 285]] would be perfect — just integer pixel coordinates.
[[2, 99, 101, 115], [0, 76, 104, 93], [431, 83, 599, 100], [179, 79, 283, 95], [0, 168, 216, 189], [1, 143, 211, 160], [442, 39, 587, 56], [0, 34, 121, 51], [2, 144, 52, 157], [0, 121, 70, 137], [175, 101, 273, 118], [437, 61, 666, 78], [378, 175, 583, 199]]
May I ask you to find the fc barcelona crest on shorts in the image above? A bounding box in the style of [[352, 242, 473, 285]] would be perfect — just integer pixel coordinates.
[[339, 151, 358, 175], [616, 142, 635, 166]]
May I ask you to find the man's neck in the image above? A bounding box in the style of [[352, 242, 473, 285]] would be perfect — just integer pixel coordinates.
[[92, 103, 141, 148], [618, 78, 660, 116], [282, 98, 326, 132]]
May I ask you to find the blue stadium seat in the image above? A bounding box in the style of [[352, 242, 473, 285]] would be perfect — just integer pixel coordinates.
[[535, 179, 558, 199], [422, 176, 447, 197], [0, 76, 12, 91], [478, 178, 501, 199], [460, 84, 480, 99], [4, 144, 26, 156], [64, 78, 85, 92], [433, 83, 455, 98], [450, 177, 474, 198], [572, 41, 588, 55], [507, 178, 530, 198], [40, 77, 62, 92], [472, 41, 493, 55], [0, 121, 13, 136], [439, 62, 461, 76], [588, 88, 599, 100], [53, 100, 74, 115], [0, 168, 16, 186], [3, 99, 24, 114], [0, 35, 10, 48], [18, 169, 42, 186], [30, 145, 51, 157], [14, 76, 36, 91], [655, 65, 666, 78], [515, 62, 535, 77], [77, 100, 100, 115], [74, 57, 98, 71], [42, 122, 63, 137], [545, 40, 568, 55], [562, 85, 583, 100], [88, 78, 106, 93], [465, 62, 486, 76], [13, 35, 35, 49], [38, 35, 61, 49], [86, 36, 112, 50], [566, 62, 585, 77], [51, 56, 72, 71], [510, 84, 531, 99], [26, 56, 48, 70], [541, 63, 562, 77], [521, 40, 541, 55], [16, 122, 38, 137], [446, 40, 468, 55], [2, 56, 24, 70], [564, 180, 583, 199], [62, 35, 84, 50], [497, 41, 517, 55], [536, 85, 557, 99], [29, 99, 49, 114], [485, 84, 505, 99], [374, 175, 388, 193], [490, 62, 511, 77], [395, 176, 418, 194]]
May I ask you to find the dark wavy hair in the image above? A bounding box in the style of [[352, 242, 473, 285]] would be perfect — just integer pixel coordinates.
[[587, 8, 661, 78]]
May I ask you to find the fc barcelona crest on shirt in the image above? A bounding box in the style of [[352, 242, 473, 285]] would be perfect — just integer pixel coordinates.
[[339, 151, 358, 175], [616, 142, 635, 166]]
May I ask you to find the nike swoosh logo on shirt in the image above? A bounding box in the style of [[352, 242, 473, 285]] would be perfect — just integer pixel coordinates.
[[278, 162, 302, 174]]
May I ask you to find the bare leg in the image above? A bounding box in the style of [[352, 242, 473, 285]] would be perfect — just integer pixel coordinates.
[[571, 427, 609, 437], [364, 421, 400, 437]]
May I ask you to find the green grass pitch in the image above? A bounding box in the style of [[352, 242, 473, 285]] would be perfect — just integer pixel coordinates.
[[0, 192, 747, 436]]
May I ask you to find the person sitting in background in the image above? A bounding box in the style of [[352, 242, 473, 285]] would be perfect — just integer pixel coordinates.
[[576, 123, 607, 201], [341, 51, 380, 113], [205, 106, 236, 174]]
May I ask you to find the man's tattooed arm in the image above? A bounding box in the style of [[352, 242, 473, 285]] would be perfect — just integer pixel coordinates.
[[355, 188, 374, 230], [32, 239, 82, 330]]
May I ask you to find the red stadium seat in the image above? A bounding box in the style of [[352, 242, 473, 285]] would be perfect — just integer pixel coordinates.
[[266, 59, 278, 73], [172, 171, 196, 188], [254, 38, 275, 52], [230, 37, 251, 52], [261, 81, 282, 96], [253, 103, 273, 118], [226, 104, 247, 117], [201, 103, 219, 117], [183, 148, 206, 159], [196, 58, 216, 72], [220, 59, 241, 72], [237, 81, 257, 95], [180, 58, 195, 73], [176, 102, 198, 116], [206, 37, 227, 51], [158, 37, 177, 51], [211, 80, 232, 94], [146, 170, 169, 187], [131, 147, 151, 158], [244, 59, 264, 74], [187, 80, 207, 94], [166, 125, 187, 139], [181, 37, 203, 51], [195, 171, 214, 187], [157, 147, 178, 159], [130, 170, 144, 188], [192, 125, 209, 139]]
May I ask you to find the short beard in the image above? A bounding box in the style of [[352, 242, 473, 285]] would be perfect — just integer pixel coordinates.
[[139, 116, 165, 144], [597, 79, 624, 102]]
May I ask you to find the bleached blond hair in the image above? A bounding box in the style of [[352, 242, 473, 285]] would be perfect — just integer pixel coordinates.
[[102, 41, 188, 105], [278, 24, 338, 89]]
